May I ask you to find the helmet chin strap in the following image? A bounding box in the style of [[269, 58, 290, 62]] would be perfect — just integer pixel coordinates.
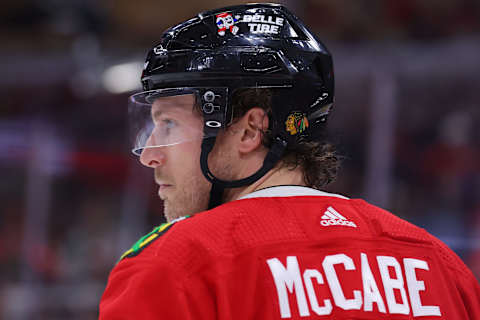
[[200, 136, 287, 209]]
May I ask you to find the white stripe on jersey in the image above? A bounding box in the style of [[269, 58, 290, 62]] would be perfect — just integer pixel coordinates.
[[239, 186, 349, 200]]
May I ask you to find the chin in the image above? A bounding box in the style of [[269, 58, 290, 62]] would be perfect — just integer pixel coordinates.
[[164, 203, 189, 222], [163, 203, 180, 222], [165, 201, 209, 222]]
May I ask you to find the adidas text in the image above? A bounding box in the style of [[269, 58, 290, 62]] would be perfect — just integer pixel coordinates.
[[321, 219, 357, 227]]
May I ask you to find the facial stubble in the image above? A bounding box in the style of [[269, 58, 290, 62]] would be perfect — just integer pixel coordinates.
[[162, 152, 236, 222], [162, 171, 210, 222]]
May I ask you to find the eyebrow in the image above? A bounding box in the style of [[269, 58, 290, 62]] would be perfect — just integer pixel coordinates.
[[152, 110, 163, 120]]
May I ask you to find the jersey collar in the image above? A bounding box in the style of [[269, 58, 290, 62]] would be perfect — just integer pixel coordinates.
[[238, 185, 348, 200]]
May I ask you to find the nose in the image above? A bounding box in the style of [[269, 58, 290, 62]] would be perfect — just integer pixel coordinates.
[[139, 146, 166, 168]]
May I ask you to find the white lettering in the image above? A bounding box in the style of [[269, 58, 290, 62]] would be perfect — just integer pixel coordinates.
[[303, 269, 332, 315], [241, 14, 283, 34], [404, 258, 441, 316], [322, 254, 362, 310], [361, 253, 386, 313], [241, 15, 283, 26], [267, 254, 439, 317], [377, 256, 410, 315], [248, 23, 280, 34], [320, 219, 357, 227], [267, 256, 310, 318]]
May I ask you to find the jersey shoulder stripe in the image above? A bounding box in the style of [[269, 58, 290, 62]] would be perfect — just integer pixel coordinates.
[[119, 216, 190, 262]]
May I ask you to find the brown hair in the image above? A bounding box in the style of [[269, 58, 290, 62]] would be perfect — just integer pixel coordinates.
[[230, 88, 340, 189]]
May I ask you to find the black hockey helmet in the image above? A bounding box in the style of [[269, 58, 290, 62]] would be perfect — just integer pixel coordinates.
[[129, 3, 334, 208]]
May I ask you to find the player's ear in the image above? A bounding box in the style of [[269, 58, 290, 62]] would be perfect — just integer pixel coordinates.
[[237, 107, 269, 154]]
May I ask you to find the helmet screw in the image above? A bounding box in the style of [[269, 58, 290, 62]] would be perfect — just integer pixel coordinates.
[[203, 91, 216, 102], [203, 103, 219, 114]]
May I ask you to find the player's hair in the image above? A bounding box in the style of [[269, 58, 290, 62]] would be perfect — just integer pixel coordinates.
[[230, 88, 340, 189]]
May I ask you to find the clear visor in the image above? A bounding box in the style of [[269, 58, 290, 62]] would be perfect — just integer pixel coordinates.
[[128, 88, 215, 156]]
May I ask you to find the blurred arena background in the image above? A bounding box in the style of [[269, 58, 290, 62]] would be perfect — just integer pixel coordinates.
[[0, 0, 479, 319]]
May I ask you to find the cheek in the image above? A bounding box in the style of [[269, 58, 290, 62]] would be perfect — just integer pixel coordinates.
[[173, 142, 203, 173], [207, 142, 236, 180]]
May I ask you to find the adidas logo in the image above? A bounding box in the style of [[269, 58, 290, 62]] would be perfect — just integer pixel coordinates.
[[321, 206, 357, 228]]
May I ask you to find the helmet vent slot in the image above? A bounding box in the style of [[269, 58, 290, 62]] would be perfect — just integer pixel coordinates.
[[240, 53, 283, 73]]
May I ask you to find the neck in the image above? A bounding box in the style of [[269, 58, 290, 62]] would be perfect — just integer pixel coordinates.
[[222, 163, 306, 202]]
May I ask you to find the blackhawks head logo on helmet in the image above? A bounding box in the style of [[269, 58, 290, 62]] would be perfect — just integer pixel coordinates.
[[285, 112, 309, 135]]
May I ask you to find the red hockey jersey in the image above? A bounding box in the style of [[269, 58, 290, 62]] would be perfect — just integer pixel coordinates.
[[99, 186, 480, 319]]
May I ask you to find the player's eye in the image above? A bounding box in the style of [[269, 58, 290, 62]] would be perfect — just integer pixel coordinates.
[[162, 119, 176, 134], [163, 119, 175, 127]]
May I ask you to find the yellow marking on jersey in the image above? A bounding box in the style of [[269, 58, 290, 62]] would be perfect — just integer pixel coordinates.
[[120, 248, 134, 261], [140, 233, 158, 247], [117, 215, 190, 263], [158, 222, 172, 232]]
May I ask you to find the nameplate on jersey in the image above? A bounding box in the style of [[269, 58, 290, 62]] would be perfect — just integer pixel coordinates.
[[266, 253, 442, 318]]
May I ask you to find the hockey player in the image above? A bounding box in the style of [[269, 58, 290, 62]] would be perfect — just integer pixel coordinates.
[[99, 3, 480, 319]]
